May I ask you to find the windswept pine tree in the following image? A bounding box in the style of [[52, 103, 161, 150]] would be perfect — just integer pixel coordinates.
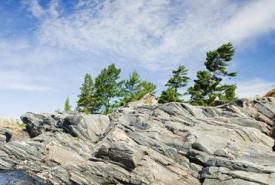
[[94, 64, 123, 114], [120, 71, 156, 106], [76, 73, 95, 113], [188, 42, 237, 105], [158, 65, 189, 103], [64, 97, 72, 112]]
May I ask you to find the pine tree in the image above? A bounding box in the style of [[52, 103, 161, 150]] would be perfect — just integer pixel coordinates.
[[187, 71, 220, 106], [120, 71, 156, 106], [94, 64, 123, 114], [158, 65, 189, 103], [64, 97, 72, 112], [205, 42, 236, 77], [188, 43, 237, 105], [138, 81, 156, 99], [77, 73, 94, 113], [166, 65, 190, 89], [158, 88, 179, 103]]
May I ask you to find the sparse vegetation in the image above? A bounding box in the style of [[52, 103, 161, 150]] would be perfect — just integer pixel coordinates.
[[120, 71, 156, 106], [76, 64, 156, 114], [73, 43, 237, 114], [188, 42, 237, 105], [77, 73, 95, 114], [64, 97, 72, 112], [158, 65, 189, 103]]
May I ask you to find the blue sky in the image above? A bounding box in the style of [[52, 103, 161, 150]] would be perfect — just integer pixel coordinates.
[[0, 0, 275, 118]]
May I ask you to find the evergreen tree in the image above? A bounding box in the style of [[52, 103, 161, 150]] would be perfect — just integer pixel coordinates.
[[166, 65, 190, 89], [138, 81, 156, 99], [158, 88, 179, 103], [94, 64, 123, 114], [77, 73, 94, 113], [158, 65, 189, 103], [188, 43, 237, 105], [120, 71, 156, 106], [187, 71, 220, 106], [64, 97, 72, 112]]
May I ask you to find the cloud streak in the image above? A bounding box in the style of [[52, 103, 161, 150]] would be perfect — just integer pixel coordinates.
[[28, 0, 275, 70], [236, 79, 275, 98], [2, 0, 275, 94], [0, 71, 53, 92]]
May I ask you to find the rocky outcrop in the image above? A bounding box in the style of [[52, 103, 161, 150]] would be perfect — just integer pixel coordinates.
[[0, 97, 275, 185], [0, 118, 28, 143], [265, 88, 275, 97]]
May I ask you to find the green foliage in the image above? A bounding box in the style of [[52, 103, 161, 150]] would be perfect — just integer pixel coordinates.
[[205, 43, 236, 77], [76, 73, 95, 113], [64, 97, 72, 112], [218, 84, 237, 102], [158, 65, 189, 103], [120, 71, 156, 106], [138, 81, 156, 99], [166, 65, 190, 89], [93, 64, 123, 114], [158, 88, 181, 103], [17, 120, 27, 129], [188, 43, 237, 105], [74, 43, 239, 114], [187, 71, 219, 106]]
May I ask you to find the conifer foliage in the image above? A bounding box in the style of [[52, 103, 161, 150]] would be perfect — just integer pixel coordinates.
[[64, 97, 72, 112], [76, 73, 94, 113], [93, 64, 123, 114], [76, 65, 156, 114], [158, 65, 189, 103], [120, 71, 156, 106], [74, 42, 239, 114], [188, 42, 237, 105]]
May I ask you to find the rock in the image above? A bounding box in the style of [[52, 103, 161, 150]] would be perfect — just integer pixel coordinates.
[[0, 170, 48, 185], [94, 128, 144, 171], [21, 112, 57, 137], [46, 145, 85, 166], [265, 88, 275, 97], [0, 97, 275, 184], [0, 118, 28, 142], [127, 93, 157, 107]]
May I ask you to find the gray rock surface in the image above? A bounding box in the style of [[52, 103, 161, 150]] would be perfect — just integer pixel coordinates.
[[0, 97, 275, 185]]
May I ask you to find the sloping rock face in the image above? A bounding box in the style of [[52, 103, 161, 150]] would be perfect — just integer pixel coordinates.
[[265, 88, 275, 97], [0, 97, 275, 185]]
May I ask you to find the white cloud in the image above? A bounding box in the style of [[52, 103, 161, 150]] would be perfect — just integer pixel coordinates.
[[23, 0, 61, 18], [2, 0, 275, 93], [31, 0, 275, 70], [48, 0, 60, 18], [0, 39, 64, 67], [23, 0, 45, 17], [0, 71, 53, 92], [236, 79, 275, 98], [0, 39, 66, 92], [222, 0, 275, 43]]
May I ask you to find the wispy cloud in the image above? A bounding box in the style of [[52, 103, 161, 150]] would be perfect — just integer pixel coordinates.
[[222, 0, 275, 43], [26, 0, 275, 70], [2, 0, 275, 94], [0, 71, 53, 92], [236, 79, 275, 98], [23, 0, 45, 17], [0, 38, 66, 69]]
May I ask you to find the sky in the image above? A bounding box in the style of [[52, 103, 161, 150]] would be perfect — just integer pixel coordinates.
[[0, 0, 275, 118]]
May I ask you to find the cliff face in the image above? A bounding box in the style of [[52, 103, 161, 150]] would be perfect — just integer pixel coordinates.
[[0, 97, 275, 185]]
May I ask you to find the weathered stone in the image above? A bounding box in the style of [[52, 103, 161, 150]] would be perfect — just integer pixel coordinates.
[[0, 97, 274, 184], [0, 170, 48, 185]]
